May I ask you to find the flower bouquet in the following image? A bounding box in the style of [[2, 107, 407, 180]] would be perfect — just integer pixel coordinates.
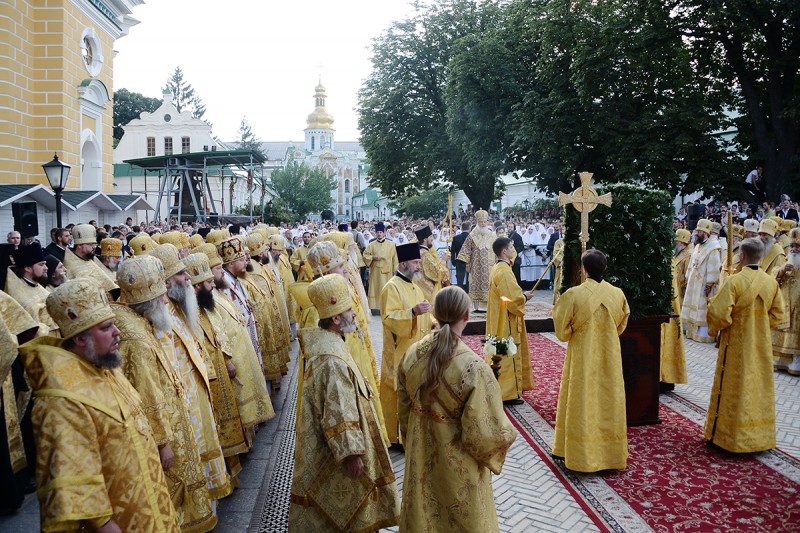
[[482, 335, 518, 379]]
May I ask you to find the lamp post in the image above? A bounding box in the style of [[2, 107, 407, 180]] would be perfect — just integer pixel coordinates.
[[521, 199, 531, 212], [43, 153, 70, 228]]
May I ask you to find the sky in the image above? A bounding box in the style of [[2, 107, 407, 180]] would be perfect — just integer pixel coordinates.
[[113, 0, 418, 143]]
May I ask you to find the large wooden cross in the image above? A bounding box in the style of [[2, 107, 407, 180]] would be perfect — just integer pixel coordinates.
[[558, 172, 613, 254]]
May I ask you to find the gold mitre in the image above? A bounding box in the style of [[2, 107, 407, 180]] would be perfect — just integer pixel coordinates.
[[759, 218, 778, 237], [695, 219, 713, 234], [743, 219, 760, 234], [129, 234, 157, 256], [790, 227, 800, 244], [781, 219, 798, 232], [46, 278, 114, 339], [325, 232, 348, 250], [100, 238, 123, 257], [206, 229, 231, 246], [475, 209, 489, 222], [189, 234, 205, 248], [308, 274, 352, 319], [183, 253, 213, 285], [269, 234, 285, 251], [149, 243, 186, 280], [308, 235, 323, 249], [307, 241, 345, 276], [731, 224, 745, 239], [246, 234, 268, 256], [266, 227, 280, 237], [675, 229, 691, 244], [217, 237, 246, 264], [71, 224, 97, 245], [117, 255, 167, 305], [191, 243, 223, 268], [253, 223, 269, 231], [150, 233, 163, 244], [710, 221, 722, 235], [160, 231, 189, 250]]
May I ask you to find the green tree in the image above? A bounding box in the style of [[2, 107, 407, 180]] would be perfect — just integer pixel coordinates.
[[358, 1, 505, 209], [112, 88, 160, 147], [392, 189, 450, 219], [235, 117, 266, 158], [164, 66, 209, 123], [270, 159, 337, 218]]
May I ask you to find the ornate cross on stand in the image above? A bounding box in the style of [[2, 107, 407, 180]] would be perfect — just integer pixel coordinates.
[[558, 172, 613, 280]]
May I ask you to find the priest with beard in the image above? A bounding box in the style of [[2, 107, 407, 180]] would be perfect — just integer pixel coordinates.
[[94, 238, 123, 283], [20, 278, 179, 532], [773, 227, 800, 375], [457, 209, 495, 312], [413, 224, 450, 303], [268, 234, 298, 341], [149, 243, 232, 506], [190, 243, 274, 444], [62, 224, 118, 294], [363, 223, 398, 311], [113, 255, 216, 532], [681, 219, 722, 343], [6, 242, 58, 336], [379, 241, 432, 445], [183, 253, 249, 476], [757, 218, 787, 275]]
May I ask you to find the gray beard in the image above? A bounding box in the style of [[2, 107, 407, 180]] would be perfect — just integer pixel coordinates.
[[83, 336, 122, 370], [474, 226, 491, 237], [168, 282, 202, 338], [788, 252, 800, 268], [763, 237, 776, 249], [401, 267, 421, 282], [130, 298, 173, 332]]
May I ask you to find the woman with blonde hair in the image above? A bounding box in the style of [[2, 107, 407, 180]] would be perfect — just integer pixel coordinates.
[[397, 286, 517, 532]]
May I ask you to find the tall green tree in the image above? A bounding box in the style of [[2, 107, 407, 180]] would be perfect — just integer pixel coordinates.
[[164, 66, 209, 123], [391, 189, 450, 219], [270, 159, 337, 218], [235, 117, 266, 158], [358, 0, 505, 209], [112, 88, 160, 146]]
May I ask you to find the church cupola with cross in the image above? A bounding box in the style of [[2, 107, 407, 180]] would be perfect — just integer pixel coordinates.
[[304, 80, 335, 152]]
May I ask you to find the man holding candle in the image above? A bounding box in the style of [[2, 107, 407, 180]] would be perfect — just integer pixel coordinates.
[[486, 237, 534, 405]]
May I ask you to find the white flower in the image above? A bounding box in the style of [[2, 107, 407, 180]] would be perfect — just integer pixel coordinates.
[[483, 343, 496, 357], [506, 336, 518, 355]]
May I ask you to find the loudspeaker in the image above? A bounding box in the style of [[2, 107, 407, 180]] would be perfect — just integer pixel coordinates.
[[686, 203, 705, 231], [12, 202, 38, 238]]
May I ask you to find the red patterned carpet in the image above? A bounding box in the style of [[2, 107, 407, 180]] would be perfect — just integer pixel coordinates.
[[462, 334, 800, 532]]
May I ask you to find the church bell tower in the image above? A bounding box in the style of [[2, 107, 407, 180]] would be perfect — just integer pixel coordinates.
[[304, 80, 335, 152]]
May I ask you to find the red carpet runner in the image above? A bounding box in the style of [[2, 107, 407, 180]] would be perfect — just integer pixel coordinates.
[[462, 333, 800, 532]]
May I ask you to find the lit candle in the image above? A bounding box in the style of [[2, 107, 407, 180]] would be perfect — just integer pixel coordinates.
[[496, 296, 511, 337]]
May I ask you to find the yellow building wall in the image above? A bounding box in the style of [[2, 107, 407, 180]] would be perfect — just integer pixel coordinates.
[[0, 0, 116, 192]]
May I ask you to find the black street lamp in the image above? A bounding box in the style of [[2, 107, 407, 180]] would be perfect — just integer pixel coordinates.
[[43, 153, 70, 228], [521, 199, 531, 212]]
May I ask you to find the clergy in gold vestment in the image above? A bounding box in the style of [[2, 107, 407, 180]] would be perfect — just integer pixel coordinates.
[[63, 224, 119, 293], [486, 238, 535, 402], [114, 256, 215, 532], [21, 279, 179, 532], [412, 225, 450, 303], [379, 242, 433, 445], [269, 234, 298, 329], [552, 250, 630, 472], [398, 287, 517, 532], [289, 275, 400, 532], [681, 219, 722, 343], [773, 229, 800, 374], [290, 231, 314, 282], [6, 243, 58, 335], [758, 218, 787, 276], [660, 229, 690, 386], [457, 210, 495, 310], [363, 223, 398, 310], [720, 225, 744, 284], [705, 238, 785, 453], [94, 238, 123, 284]]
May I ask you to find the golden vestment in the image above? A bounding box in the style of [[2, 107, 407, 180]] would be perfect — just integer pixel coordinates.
[[398, 335, 517, 532], [773, 265, 800, 372], [20, 337, 179, 532], [552, 238, 564, 305], [290, 328, 400, 532], [379, 274, 432, 444], [4, 269, 58, 335], [212, 289, 275, 434], [93, 257, 117, 283], [660, 250, 689, 384], [112, 304, 215, 532], [720, 242, 741, 284], [63, 248, 118, 292], [760, 242, 786, 275], [457, 229, 495, 303], [363, 239, 398, 310], [706, 266, 784, 452], [779, 233, 791, 255], [290, 244, 314, 282], [414, 245, 449, 303], [552, 279, 630, 472], [486, 260, 535, 400], [275, 253, 298, 323], [157, 302, 231, 500], [246, 263, 291, 378], [681, 238, 722, 342], [674, 244, 693, 304]]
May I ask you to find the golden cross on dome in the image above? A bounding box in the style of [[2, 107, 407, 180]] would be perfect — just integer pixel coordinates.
[[558, 172, 612, 254]]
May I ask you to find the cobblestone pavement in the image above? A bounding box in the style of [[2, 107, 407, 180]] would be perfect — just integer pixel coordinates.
[[3, 290, 798, 532]]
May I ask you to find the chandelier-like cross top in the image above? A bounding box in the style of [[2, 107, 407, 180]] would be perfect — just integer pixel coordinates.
[[558, 172, 613, 251]]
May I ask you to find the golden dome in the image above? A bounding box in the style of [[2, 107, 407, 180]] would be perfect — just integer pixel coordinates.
[[306, 83, 334, 130]]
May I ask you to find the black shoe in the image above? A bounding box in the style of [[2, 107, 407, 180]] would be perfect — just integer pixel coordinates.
[[503, 398, 525, 406], [659, 382, 675, 394], [389, 443, 405, 453]]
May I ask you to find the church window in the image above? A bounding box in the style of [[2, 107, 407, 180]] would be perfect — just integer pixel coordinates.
[[345, 179, 350, 193], [164, 137, 173, 156], [311, 136, 315, 150], [182, 137, 191, 153], [146, 137, 155, 156]]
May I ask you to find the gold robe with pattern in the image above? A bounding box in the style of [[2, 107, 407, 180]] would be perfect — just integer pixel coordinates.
[[20, 337, 179, 532], [552, 279, 630, 472], [457, 229, 496, 304], [486, 260, 535, 401], [772, 264, 800, 370], [379, 274, 432, 444], [552, 238, 564, 305], [398, 335, 517, 532], [706, 266, 785, 452], [112, 303, 215, 533], [4, 269, 58, 336], [239, 272, 284, 382], [93, 257, 117, 283], [760, 242, 786, 275], [363, 239, 398, 309], [247, 263, 291, 377], [681, 238, 722, 342], [414, 245, 449, 303], [660, 249, 689, 384], [290, 244, 314, 282], [289, 328, 400, 532], [63, 248, 118, 292]]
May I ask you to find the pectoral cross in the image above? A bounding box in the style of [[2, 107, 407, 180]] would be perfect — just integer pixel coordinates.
[[558, 172, 612, 255]]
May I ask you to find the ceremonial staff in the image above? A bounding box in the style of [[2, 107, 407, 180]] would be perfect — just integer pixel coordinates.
[[726, 210, 734, 276]]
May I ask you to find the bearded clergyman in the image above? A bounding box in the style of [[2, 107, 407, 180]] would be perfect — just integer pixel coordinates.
[[457, 210, 495, 312], [773, 227, 800, 375], [681, 219, 722, 343]]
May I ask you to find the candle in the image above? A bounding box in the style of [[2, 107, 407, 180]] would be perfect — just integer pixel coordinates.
[[496, 296, 511, 337], [727, 210, 733, 274]]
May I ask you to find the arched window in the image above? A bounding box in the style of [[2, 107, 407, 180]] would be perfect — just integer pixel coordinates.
[[344, 179, 350, 193]]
